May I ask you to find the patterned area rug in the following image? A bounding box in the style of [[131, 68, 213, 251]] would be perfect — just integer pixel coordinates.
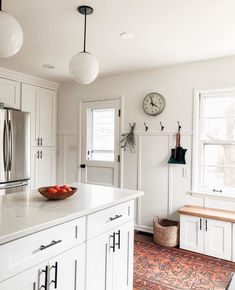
[[134, 232, 235, 290]]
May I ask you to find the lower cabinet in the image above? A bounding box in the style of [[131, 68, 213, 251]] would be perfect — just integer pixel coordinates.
[[0, 245, 85, 290], [180, 215, 232, 260], [86, 220, 134, 290], [31, 147, 56, 189]]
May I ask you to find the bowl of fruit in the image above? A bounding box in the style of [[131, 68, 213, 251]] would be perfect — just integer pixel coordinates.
[[38, 185, 77, 200]]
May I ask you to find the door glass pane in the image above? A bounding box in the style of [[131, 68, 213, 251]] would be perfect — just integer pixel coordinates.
[[203, 118, 235, 141], [203, 166, 235, 188], [204, 145, 235, 166], [87, 108, 115, 161], [204, 95, 235, 118]]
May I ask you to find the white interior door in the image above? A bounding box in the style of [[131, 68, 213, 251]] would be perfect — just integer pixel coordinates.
[[204, 218, 232, 260], [81, 99, 120, 187]]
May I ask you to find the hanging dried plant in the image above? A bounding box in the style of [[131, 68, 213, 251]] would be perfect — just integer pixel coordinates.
[[120, 123, 136, 153]]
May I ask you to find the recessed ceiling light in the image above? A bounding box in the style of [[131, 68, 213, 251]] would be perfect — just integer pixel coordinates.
[[42, 64, 55, 69], [120, 32, 134, 39]]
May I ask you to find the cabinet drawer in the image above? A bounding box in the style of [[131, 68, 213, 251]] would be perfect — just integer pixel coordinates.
[[87, 201, 134, 239], [0, 217, 85, 282]]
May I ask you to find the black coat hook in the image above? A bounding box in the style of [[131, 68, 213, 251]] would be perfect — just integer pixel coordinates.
[[177, 121, 182, 132], [144, 122, 149, 132], [160, 122, 164, 131]]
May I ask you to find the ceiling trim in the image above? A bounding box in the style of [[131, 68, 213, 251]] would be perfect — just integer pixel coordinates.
[[0, 67, 60, 90]]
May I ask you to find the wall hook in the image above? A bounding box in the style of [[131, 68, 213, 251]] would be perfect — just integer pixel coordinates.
[[144, 122, 149, 132], [160, 121, 164, 131], [177, 121, 182, 132]]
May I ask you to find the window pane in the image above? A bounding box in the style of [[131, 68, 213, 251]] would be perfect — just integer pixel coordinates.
[[92, 109, 115, 151], [203, 166, 235, 188], [204, 145, 235, 166], [90, 152, 114, 161], [204, 95, 235, 118], [203, 118, 235, 141]]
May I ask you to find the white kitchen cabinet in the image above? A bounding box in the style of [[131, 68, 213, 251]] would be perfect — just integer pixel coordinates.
[[21, 83, 57, 147], [180, 215, 204, 254], [0, 260, 48, 290], [233, 224, 235, 262], [49, 245, 85, 290], [31, 147, 56, 189], [180, 214, 232, 260], [86, 220, 134, 290], [205, 219, 232, 260], [0, 78, 20, 109]]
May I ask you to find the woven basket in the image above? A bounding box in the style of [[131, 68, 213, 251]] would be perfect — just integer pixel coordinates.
[[153, 216, 179, 247]]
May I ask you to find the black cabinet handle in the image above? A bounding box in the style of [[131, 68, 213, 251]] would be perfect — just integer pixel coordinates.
[[115, 230, 121, 250], [205, 219, 208, 231], [41, 138, 43, 146], [213, 189, 222, 193], [109, 214, 122, 221], [80, 164, 86, 168], [41, 265, 48, 290], [40, 240, 62, 251], [37, 151, 39, 159], [40, 151, 42, 159], [110, 232, 116, 252], [37, 138, 40, 146], [51, 262, 58, 289], [200, 218, 202, 231]]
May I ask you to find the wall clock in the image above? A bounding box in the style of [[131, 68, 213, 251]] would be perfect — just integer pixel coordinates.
[[142, 92, 165, 116]]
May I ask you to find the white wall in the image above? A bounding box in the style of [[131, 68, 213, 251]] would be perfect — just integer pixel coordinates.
[[58, 56, 235, 231]]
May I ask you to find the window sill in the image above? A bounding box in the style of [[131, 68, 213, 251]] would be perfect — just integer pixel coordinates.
[[190, 190, 235, 201]]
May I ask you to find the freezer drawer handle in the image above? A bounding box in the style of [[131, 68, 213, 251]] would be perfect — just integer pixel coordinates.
[[109, 214, 122, 221], [40, 240, 62, 251]]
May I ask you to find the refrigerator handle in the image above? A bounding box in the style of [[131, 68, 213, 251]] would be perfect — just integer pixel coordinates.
[[3, 120, 9, 172], [8, 120, 13, 172]]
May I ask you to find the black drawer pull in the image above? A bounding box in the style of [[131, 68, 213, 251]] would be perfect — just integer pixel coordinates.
[[109, 214, 122, 221], [40, 240, 62, 251], [115, 230, 121, 250], [41, 265, 48, 289], [51, 262, 58, 289], [110, 232, 116, 252]]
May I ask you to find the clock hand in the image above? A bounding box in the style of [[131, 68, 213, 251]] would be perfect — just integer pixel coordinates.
[[152, 103, 160, 108], [150, 96, 154, 106]]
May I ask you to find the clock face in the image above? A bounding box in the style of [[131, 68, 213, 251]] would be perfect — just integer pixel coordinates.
[[142, 93, 165, 116]]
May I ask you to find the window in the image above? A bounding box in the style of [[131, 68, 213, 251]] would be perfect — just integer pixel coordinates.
[[193, 90, 235, 195], [86, 108, 115, 161]]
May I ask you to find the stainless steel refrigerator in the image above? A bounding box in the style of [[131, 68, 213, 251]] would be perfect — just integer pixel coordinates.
[[0, 109, 30, 194]]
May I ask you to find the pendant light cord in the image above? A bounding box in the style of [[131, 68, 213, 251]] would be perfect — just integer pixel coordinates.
[[83, 7, 87, 52]]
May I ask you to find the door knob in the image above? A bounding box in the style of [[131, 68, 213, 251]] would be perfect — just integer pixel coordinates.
[[80, 164, 86, 168]]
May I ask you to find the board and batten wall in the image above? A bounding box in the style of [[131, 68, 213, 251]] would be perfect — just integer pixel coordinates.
[[58, 56, 235, 232]]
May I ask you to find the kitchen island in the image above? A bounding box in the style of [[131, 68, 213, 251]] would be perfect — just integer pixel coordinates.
[[0, 183, 143, 290]]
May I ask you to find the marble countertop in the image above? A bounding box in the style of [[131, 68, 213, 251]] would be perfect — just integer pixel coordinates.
[[0, 183, 143, 245]]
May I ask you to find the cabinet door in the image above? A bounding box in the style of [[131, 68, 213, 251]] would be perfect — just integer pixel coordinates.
[[0, 78, 20, 109], [21, 83, 40, 146], [180, 215, 204, 254], [30, 147, 56, 189], [0, 261, 48, 290], [233, 224, 235, 262], [38, 147, 56, 188], [205, 219, 232, 260], [39, 88, 57, 147], [49, 245, 85, 290], [113, 220, 134, 290], [86, 231, 113, 290]]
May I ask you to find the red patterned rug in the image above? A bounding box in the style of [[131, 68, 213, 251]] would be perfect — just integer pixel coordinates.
[[134, 232, 235, 290]]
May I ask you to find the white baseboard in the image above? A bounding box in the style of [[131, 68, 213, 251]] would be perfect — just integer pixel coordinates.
[[135, 224, 153, 234]]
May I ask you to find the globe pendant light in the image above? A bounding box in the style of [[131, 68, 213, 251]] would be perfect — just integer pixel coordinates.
[[0, 0, 23, 58], [69, 6, 99, 85]]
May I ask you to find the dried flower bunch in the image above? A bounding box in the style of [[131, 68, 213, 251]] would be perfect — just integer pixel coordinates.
[[120, 123, 136, 153]]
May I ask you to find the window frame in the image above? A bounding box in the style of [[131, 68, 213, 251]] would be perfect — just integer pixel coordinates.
[[192, 88, 235, 195]]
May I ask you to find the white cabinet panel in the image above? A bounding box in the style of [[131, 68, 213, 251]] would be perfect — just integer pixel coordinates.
[[49, 245, 85, 290], [39, 88, 57, 147], [31, 147, 56, 189], [86, 231, 113, 290], [205, 219, 232, 260], [180, 215, 204, 254], [0, 78, 20, 109], [113, 221, 134, 290], [21, 83, 39, 146]]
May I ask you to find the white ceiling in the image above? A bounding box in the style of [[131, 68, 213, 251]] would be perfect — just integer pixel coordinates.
[[0, 0, 235, 82]]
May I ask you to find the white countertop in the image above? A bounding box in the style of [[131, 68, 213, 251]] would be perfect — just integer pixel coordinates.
[[0, 183, 143, 245]]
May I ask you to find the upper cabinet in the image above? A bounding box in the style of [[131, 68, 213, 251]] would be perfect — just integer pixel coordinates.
[[21, 83, 57, 147], [0, 78, 20, 109]]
